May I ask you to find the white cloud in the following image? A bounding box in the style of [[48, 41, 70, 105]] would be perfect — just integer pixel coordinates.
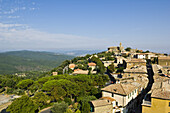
[[0, 23, 24, 28], [8, 16, 20, 19], [0, 23, 112, 50]]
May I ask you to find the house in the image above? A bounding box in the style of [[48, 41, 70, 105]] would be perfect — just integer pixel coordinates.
[[142, 89, 170, 113], [108, 43, 125, 53], [115, 56, 127, 68], [158, 56, 170, 67], [126, 58, 146, 69], [123, 65, 147, 78], [101, 83, 138, 113], [69, 64, 76, 70], [72, 69, 88, 75], [130, 49, 137, 53], [135, 53, 146, 59], [145, 53, 156, 59], [72, 69, 96, 75], [158, 56, 170, 76], [90, 97, 115, 113], [52, 72, 58, 76], [88, 62, 96, 71]]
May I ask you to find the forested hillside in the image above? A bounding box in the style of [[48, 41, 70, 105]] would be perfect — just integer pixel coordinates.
[[0, 51, 74, 74]]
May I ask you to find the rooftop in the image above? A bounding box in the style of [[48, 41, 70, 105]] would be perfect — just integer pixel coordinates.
[[88, 62, 96, 66], [151, 89, 170, 100], [158, 56, 170, 60], [90, 99, 112, 107], [126, 58, 146, 63], [101, 83, 137, 95]]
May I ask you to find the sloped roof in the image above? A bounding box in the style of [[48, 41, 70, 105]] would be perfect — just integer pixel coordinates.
[[91, 99, 112, 107], [101, 83, 137, 95], [158, 56, 170, 60], [151, 89, 170, 100], [101, 97, 116, 102], [124, 66, 147, 73], [69, 64, 76, 69], [126, 58, 146, 63], [72, 69, 88, 75], [88, 62, 96, 66]]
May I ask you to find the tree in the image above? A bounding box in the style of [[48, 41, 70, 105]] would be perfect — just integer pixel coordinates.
[[64, 108, 73, 113], [42, 80, 58, 92], [81, 100, 90, 113], [51, 101, 68, 113], [32, 92, 49, 109], [7, 95, 38, 113], [91, 56, 105, 74], [108, 63, 115, 73], [75, 109, 81, 113], [17, 79, 34, 90], [51, 86, 66, 101], [125, 47, 131, 51]]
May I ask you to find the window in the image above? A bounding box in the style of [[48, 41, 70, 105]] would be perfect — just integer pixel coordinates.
[[135, 89, 136, 93], [116, 102, 118, 106], [169, 102, 170, 107], [112, 93, 114, 97], [132, 91, 134, 95]]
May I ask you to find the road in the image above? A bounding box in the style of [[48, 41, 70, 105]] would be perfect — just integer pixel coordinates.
[[134, 64, 154, 113]]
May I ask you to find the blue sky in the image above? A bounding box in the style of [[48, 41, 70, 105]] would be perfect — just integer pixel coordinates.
[[0, 0, 170, 53]]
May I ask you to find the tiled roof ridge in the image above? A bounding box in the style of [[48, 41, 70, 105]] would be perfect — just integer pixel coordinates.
[[120, 83, 127, 95]]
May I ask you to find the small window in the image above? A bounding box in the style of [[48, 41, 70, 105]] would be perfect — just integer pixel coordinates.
[[132, 91, 134, 95], [135, 89, 136, 93], [169, 102, 170, 107], [116, 102, 118, 106], [128, 94, 129, 99], [112, 93, 114, 97]]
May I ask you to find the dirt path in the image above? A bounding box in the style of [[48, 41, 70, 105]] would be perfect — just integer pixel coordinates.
[[0, 102, 12, 112]]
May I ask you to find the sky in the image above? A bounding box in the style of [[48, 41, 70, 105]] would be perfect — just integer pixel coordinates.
[[0, 0, 170, 53]]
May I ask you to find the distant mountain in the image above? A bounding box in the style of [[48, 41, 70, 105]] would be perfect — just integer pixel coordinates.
[[47, 49, 105, 56], [0, 50, 74, 74]]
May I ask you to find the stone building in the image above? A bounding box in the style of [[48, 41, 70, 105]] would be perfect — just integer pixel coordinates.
[[101, 83, 138, 113], [158, 56, 170, 76], [158, 56, 170, 66], [108, 43, 125, 53], [123, 65, 147, 78], [126, 58, 146, 69], [90, 97, 115, 113]]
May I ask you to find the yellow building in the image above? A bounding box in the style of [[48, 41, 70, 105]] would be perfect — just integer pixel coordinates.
[[142, 89, 170, 113]]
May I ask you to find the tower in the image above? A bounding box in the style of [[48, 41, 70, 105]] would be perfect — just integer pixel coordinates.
[[120, 42, 122, 48]]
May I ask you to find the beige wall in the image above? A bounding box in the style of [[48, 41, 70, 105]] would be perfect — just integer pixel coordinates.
[[127, 62, 146, 69], [158, 59, 170, 66], [102, 91, 125, 106], [102, 91, 112, 97], [92, 105, 113, 113]]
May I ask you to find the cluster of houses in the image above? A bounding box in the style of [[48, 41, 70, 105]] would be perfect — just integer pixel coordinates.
[[52, 43, 170, 113], [89, 43, 170, 113]]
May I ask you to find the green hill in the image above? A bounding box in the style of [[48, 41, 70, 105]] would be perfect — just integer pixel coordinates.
[[0, 50, 74, 74]]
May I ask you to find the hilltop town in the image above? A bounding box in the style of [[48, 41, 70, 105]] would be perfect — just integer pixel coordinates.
[[0, 43, 170, 113]]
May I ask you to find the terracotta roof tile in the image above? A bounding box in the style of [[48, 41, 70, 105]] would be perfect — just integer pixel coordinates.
[[151, 89, 170, 100], [88, 62, 96, 66], [91, 99, 112, 107], [101, 83, 137, 95]]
